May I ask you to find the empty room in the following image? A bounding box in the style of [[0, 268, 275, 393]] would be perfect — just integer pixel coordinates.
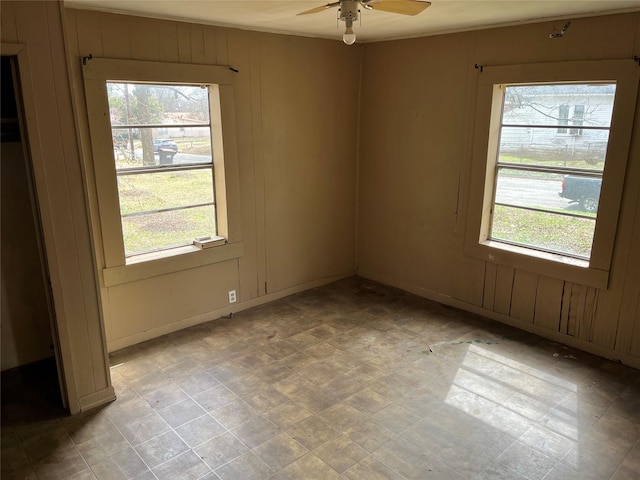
[[2, 1, 640, 479]]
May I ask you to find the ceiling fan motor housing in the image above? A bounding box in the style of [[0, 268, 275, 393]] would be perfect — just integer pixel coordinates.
[[339, 0, 360, 25]]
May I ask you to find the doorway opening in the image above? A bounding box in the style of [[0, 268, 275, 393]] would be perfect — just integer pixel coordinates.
[[1, 55, 67, 424]]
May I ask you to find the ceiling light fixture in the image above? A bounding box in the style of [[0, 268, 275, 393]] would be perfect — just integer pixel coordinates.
[[298, 1, 431, 46], [339, 1, 359, 45]]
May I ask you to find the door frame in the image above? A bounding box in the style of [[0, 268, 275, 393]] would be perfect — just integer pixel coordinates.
[[2, 43, 77, 411]]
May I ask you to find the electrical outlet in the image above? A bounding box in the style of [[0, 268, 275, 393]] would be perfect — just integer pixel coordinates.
[[228, 290, 237, 303]]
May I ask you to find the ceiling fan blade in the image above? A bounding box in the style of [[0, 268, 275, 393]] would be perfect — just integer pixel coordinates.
[[297, 2, 341, 15], [366, 0, 431, 16]]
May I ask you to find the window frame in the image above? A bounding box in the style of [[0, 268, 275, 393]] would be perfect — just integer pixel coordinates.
[[464, 60, 639, 289], [83, 58, 242, 286], [109, 81, 219, 257]]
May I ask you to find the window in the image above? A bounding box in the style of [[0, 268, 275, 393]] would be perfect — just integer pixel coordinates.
[[465, 60, 638, 288], [558, 104, 569, 133], [557, 104, 587, 135], [491, 83, 614, 260], [83, 59, 241, 284], [570, 104, 585, 135], [107, 82, 218, 257]]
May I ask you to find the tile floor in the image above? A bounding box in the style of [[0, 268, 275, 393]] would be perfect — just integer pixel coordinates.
[[2, 277, 640, 479]]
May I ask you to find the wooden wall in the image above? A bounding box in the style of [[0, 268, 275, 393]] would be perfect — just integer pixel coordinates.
[[1, 1, 114, 412], [358, 13, 640, 366], [4, 2, 638, 417], [1, 141, 53, 370], [64, 9, 360, 350]]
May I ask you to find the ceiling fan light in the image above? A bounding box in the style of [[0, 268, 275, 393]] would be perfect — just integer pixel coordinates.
[[343, 25, 356, 45]]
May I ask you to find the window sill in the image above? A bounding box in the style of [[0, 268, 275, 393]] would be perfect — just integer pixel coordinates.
[[483, 240, 589, 268], [465, 240, 608, 289], [102, 241, 243, 287]]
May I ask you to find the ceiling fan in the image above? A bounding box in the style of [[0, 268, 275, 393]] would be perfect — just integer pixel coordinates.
[[298, 0, 432, 45]]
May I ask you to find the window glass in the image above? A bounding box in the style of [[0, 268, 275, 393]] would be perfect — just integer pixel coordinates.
[[570, 104, 585, 135], [498, 126, 609, 172], [107, 82, 218, 257], [488, 82, 616, 260], [558, 104, 569, 133], [502, 84, 615, 127], [117, 170, 214, 215], [491, 205, 596, 258], [112, 126, 212, 169], [121, 206, 217, 257]]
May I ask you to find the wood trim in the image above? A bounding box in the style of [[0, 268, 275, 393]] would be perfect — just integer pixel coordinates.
[[82, 76, 125, 267], [103, 241, 244, 287], [82, 58, 242, 269], [82, 57, 235, 84], [79, 386, 116, 412], [464, 59, 639, 290]]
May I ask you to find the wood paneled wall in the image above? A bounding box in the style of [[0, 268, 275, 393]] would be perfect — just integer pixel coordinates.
[[4, 2, 638, 417], [64, 9, 360, 350], [358, 13, 640, 367], [1, 1, 114, 412], [1, 142, 53, 370]]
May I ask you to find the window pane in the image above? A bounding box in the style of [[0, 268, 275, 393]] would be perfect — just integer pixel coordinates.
[[121, 205, 217, 257], [503, 84, 615, 127], [112, 126, 212, 170], [495, 170, 566, 211], [490, 205, 595, 258], [117, 170, 214, 216], [107, 83, 210, 126], [498, 126, 608, 171]]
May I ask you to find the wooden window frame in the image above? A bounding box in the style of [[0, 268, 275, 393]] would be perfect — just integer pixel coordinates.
[[464, 60, 639, 289], [83, 58, 242, 286]]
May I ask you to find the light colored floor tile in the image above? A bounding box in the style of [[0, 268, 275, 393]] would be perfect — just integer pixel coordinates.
[[252, 433, 308, 471], [276, 453, 341, 480], [174, 414, 225, 448], [152, 450, 211, 480], [4, 278, 640, 480], [157, 398, 206, 429], [497, 441, 556, 480], [312, 433, 367, 474], [193, 432, 248, 470], [231, 416, 280, 449], [214, 452, 273, 480], [342, 456, 405, 480], [134, 430, 189, 469]]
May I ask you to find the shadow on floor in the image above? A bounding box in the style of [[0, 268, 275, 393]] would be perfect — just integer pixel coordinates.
[[1, 357, 67, 427]]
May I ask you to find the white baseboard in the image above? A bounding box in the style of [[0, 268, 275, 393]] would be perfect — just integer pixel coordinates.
[[78, 386, 116, 413]]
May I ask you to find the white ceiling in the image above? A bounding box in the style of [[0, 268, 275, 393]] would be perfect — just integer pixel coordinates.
[[65, 0, 640, 43]]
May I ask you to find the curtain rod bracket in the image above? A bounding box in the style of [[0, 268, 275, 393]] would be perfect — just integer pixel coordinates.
[[229, 67, 239, 73], [82, 54, 93, 66], [550, 21, 571, 39], [474, 64, 484, 73]]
